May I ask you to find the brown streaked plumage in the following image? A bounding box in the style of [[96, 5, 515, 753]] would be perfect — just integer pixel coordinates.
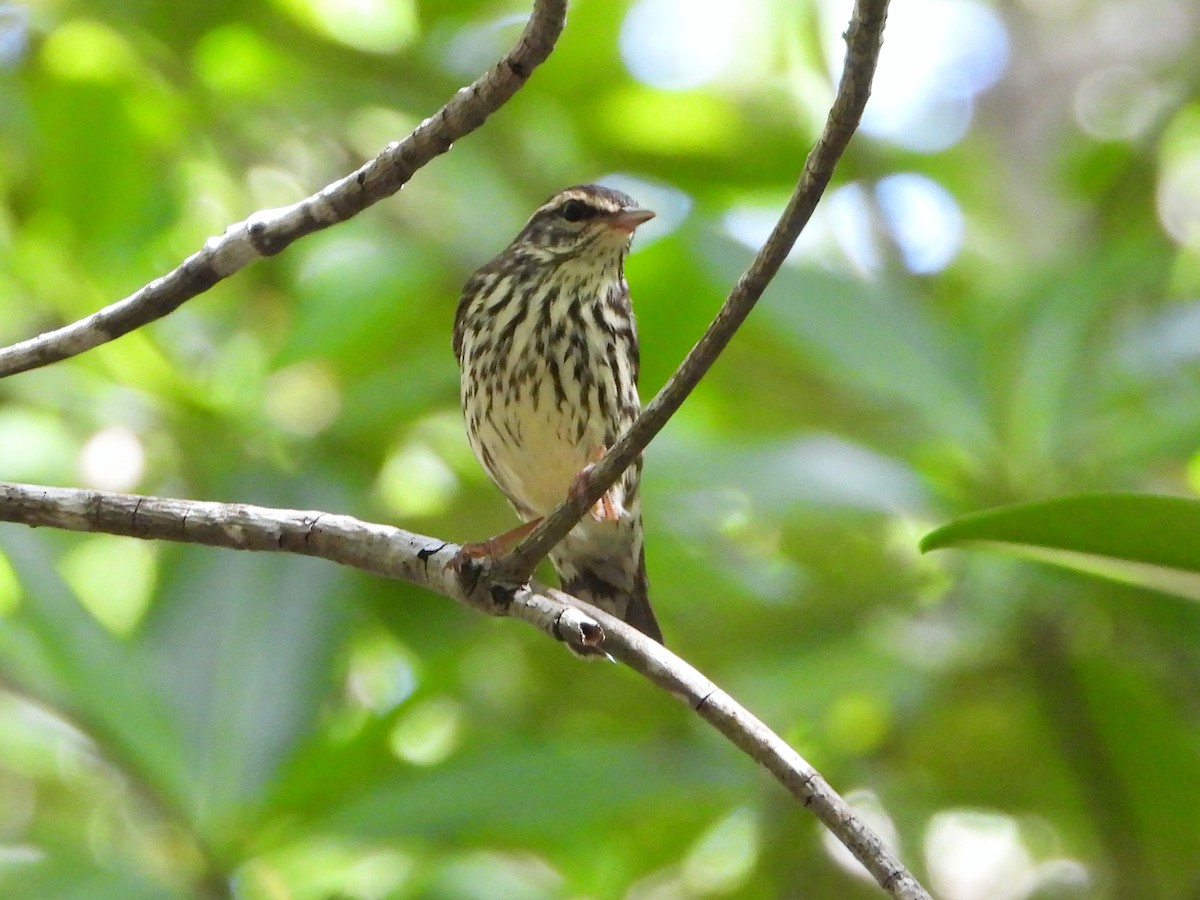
[[453, 184, 662, 644]]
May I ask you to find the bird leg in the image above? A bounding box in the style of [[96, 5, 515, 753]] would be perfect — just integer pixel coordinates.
[[446, 517, 542, 571], [569, 447, 624, 523]]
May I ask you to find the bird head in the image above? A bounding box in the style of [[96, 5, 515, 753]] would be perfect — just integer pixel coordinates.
[[512, 184, 655, 262]]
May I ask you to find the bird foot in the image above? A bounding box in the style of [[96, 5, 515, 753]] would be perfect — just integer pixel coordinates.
[[569, 458, 624, 523], [446, 517, 543, 572]]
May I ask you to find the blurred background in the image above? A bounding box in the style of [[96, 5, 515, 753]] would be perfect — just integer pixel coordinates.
[[1, 0, 1199, 897]]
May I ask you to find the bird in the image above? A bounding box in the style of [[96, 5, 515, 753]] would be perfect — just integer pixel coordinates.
[[452, 183, 663, 645]]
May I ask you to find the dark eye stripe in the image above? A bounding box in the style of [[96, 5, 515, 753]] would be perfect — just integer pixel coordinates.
[[559, 198, 598, 222]]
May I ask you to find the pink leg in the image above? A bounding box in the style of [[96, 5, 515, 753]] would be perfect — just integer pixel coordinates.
[[446, 517, 542, 571], [568, 448, 623, 523]]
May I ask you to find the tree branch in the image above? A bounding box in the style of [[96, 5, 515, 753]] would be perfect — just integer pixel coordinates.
[[0, 0, 923, 893], [494, 0, 889, 582], [0, 480, 929, 900], [0, 0, 567, 379]]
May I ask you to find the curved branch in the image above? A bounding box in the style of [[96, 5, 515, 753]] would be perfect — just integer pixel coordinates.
[[0, 480, 929, 899], [496, 0, 889, 581], [0, 482, 600, 643], [593, 608, 928, 900], [0, 0, 567, 379]]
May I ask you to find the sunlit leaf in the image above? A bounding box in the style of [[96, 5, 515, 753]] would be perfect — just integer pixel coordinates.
[[922, 493, 1200, 599]]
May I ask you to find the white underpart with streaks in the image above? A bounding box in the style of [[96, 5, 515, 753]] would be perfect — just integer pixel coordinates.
[[453, 182, 662, 643], [462, 235, 637, 521]]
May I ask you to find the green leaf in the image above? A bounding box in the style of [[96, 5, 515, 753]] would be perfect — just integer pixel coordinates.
[[138, 541, 351, 839], [921, 493, 1200, 599], [0, 530, 188, 801]]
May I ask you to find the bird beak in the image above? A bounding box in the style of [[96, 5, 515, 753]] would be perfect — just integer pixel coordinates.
[[605, 207, 656, 233]]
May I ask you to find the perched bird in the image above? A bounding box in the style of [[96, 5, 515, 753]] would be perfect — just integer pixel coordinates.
[[452, 184, 663, 644]]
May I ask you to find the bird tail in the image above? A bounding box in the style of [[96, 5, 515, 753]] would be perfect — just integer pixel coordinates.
[[555, 536, 663, 645], [622, 547, 663, 644]]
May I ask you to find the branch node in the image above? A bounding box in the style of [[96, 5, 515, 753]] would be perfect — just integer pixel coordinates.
[[417, 542, 448, 569], [452, 557, 483, 597], [303, 513, 326, 548], [488, 580, 517, 614], [86, 491, 103, 527], [553, 605, 605, 650], [246, 210, 284, 256]]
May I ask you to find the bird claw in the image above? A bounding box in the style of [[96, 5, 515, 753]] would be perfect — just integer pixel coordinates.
[[569, 454, 624, 523], [445, 518, 543, 572], [444, 541, 490, 573], [595, 491, 620, 522]]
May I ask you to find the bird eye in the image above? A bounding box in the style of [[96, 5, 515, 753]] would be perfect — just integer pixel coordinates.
[[559, 199, 594, 222]]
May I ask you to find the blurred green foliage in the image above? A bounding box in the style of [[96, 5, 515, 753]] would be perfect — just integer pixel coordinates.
[[1, 0, 1200, 897]]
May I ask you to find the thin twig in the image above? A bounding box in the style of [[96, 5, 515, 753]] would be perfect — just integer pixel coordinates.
[[495, 0, 889, 582], [0, 480, 929, 899], [0, 0, 567, 379]]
